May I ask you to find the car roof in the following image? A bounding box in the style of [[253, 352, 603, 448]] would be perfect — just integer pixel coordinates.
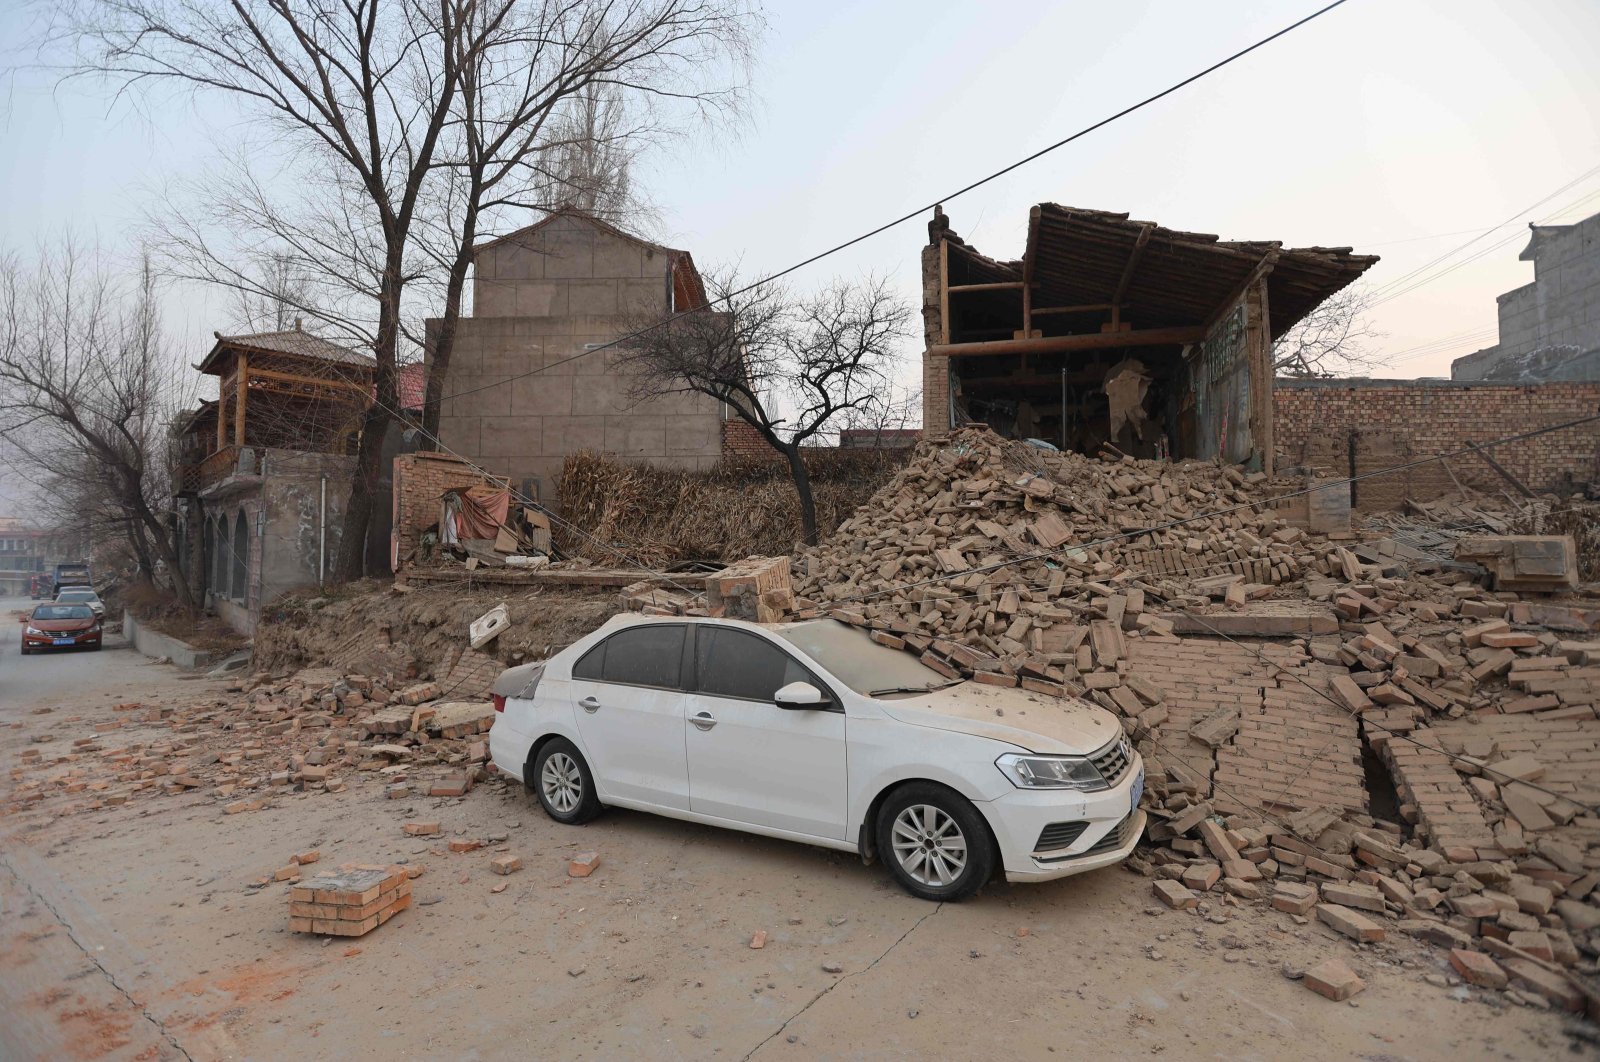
[[600, 612, 809, 635]]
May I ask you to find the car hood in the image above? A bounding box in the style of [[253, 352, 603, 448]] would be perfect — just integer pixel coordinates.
[[879, 683, 1121, 755], [30, 619, 97, 632]]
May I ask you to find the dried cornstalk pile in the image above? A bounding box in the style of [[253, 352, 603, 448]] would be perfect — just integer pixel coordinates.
[[555, 448, 907, 566]]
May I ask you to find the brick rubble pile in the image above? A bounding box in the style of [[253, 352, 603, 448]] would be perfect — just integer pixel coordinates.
[[6, 665, 503, 817], [787, 425, 1600, 1012]]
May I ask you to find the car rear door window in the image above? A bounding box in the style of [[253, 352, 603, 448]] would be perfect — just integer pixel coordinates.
[[696, 628, 815, 702], [582, 625, 685, 689]]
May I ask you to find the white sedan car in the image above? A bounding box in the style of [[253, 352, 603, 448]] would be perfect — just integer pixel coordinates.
[[491, 615, 1145, 901]]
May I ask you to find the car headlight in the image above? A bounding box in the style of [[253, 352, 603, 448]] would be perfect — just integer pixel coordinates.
[[25, 626, 45, 636], [996, 752, 1106, 791]]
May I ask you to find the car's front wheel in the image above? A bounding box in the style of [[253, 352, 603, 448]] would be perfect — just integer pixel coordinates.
[[530, 738, 603, 825], [876, 782, 996, 902]]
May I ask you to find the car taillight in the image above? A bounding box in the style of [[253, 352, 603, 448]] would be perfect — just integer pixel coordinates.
[[492, 694, 506, 713]]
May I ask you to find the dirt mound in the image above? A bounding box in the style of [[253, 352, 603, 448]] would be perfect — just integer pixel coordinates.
[[253, 580, 616, 679]]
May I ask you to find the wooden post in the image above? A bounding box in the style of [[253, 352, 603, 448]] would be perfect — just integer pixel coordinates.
[[1021, 206, 1039, 338], [234, 353, 249, 445], [215, 391, 226, 452], [1252, 277, 1275, 476]]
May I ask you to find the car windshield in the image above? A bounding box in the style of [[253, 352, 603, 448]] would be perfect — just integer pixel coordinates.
[[58, 591, 97, 601], [772, 619, 961, 697], [35, 605, 94, 620]]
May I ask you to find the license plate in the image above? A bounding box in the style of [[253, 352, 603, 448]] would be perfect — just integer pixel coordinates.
[[52, 638, 73, 645], [1130, 768, 1145, 814]]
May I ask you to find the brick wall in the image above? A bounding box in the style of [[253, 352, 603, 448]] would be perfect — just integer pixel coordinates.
[[392, 452, 504, 570], [1273, 379, 1600, 509], [721, 418, 784, 463]]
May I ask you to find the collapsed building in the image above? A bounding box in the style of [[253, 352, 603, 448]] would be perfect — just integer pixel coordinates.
[[920, 204, 1378, 472]]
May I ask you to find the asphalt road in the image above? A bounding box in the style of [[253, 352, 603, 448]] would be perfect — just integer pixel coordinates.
[[0, 595, 140, 711]]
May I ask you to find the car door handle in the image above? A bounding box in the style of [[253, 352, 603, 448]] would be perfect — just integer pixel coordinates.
[[579, 696, 600, 714], [690, 712, 717, 731]]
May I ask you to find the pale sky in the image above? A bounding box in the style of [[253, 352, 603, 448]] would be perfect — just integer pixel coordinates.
[[2, 0, 1599, 401]]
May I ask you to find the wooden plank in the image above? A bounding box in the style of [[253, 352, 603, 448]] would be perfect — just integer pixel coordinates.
[[929, 326, 1205, 359], [947, 281, 1028, 293], [1032, 303, 1114, 316], [1469, 444, 1535, 498], [1110, 224, 1153, 327]]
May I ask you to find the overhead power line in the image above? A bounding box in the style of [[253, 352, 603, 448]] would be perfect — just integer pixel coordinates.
[[436, 0, 1355, 406]]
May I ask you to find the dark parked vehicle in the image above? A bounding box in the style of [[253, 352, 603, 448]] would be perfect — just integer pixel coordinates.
[[52, 562, 92, 597], [19, 603, 103, 654], [29, 573, 51, 599]]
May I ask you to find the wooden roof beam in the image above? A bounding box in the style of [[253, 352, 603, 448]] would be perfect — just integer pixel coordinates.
[[930, 325, 1205, 359], [1109, 224, 1153, 326]]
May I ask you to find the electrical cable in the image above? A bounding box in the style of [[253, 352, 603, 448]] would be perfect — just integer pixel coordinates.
[[434, 0, 1355, 406]]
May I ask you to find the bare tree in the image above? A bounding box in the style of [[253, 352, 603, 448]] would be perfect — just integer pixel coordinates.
[[1273, 284, 1383, 378], [51, 2, 759, 578], [414, 0, 753, 442], [0, 240, 199, 607], [617, 274, 913, 544]]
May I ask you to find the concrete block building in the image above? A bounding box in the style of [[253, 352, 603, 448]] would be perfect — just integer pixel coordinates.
[[433, 211, 727, 502], [1452, 210, 1600, 382]]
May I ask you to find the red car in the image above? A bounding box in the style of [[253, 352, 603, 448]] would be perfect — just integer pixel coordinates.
[[19, 602, 103, 654]]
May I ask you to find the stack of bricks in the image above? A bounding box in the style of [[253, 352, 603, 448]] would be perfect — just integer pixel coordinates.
[[289, 863, 412, 937]]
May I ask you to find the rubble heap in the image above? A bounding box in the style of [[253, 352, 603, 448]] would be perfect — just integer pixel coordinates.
[[787, 426, 1600, 1012], [5, 667, 501, 817]]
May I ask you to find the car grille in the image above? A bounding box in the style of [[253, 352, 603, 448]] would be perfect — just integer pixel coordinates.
[[1033, 821, 1089, 853], [1090, 733, 1134, 787], [1079, 812, 1140, 859]]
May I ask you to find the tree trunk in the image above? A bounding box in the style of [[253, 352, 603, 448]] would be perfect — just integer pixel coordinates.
[[129, 491, 198, 611], [422, 198, 478, 444], [336, 266, 401, 581], [782, 444, 819, 546]]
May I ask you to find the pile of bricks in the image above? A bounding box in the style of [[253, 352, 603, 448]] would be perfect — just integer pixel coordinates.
[[4, 666, 498, 818], [771, 425, 1600, 1011], [288, 863, 413, 937]]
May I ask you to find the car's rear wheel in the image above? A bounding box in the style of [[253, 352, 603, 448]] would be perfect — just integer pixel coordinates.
[[876, 782, 996, 902], [531, 738, 603, 825]]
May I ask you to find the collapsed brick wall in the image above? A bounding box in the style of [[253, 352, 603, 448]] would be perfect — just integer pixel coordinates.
[[392, 452, 503, 570], [1273, 380, 1600, 509]]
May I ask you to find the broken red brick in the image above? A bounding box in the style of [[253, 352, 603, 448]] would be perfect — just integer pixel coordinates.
[[568, 851, 600, 878], [1303, 958, 1365, 1001]]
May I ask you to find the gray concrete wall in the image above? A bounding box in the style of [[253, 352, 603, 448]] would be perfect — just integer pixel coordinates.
[[1453, 211, 1600, 380], [122, 609, 217, 669], [259, 450, 353, 611], [437, 214, 724, 500], [195, 449, 354, 636]]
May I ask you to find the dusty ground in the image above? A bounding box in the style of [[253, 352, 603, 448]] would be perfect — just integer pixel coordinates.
[[0, 601, 1590, 1060]]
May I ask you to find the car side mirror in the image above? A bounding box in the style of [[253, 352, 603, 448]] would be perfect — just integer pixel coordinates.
[[775, 681, 826, 710]]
